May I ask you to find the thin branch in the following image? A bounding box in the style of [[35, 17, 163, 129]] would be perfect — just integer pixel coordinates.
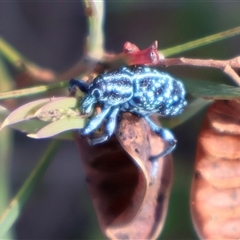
[[157, 56, 240, 85], [223, 65, 240, 85], [158, 57, 240, 70]]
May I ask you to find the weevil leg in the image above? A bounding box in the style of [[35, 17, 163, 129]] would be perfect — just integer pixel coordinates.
[[80, 106, 111, 138], [105, 107, 120, 134], [69, 78, 89, 93], [144, 116, 176, 182], [144, 116, 176, 159], [88, 107, 120, 145]]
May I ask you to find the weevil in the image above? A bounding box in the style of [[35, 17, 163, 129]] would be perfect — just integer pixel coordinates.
[[69, 66, 187, 180]]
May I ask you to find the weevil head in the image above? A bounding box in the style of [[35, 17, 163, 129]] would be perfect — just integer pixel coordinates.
[[80, 78, 105, 114]]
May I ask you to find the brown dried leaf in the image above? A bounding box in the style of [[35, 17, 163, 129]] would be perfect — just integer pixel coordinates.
[[75, 113, 173, 239], [191, 100, 240, 239], [75, 134, 145, 228]]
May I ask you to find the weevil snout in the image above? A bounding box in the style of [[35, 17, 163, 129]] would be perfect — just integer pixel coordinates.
[[80, 95, 96, 114]]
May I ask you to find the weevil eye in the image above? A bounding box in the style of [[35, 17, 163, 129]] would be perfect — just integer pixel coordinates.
[[92, 89, 101, 99]]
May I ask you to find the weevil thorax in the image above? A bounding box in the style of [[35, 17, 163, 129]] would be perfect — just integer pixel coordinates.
[[87, 68, 134, 109], [80, 68, 134, 114]]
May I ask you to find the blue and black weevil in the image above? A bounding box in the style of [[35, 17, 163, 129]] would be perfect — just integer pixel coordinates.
[[69, 66, 187, 179]]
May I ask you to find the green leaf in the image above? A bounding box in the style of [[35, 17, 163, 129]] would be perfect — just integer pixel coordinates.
[[0, 53, 14, 239], [161, 79, 240, 129], [0, 98, 52, 130], [0, 106, 9, 124], [28, 116, 86, 139], [1, 97, 84, 140], [184, 79, 240, 100], [161, 98, 212, 129], [162, 25, 240, 57], [35, 97, 78, 114]]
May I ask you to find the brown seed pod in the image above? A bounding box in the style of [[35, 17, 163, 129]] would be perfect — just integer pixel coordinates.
[[191, 100, 240, 239], [75, 113, 173, 239]]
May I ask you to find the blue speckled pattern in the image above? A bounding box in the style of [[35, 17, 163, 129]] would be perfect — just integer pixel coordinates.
[[69, 66, 187, 181], [88, 67, 134, 106], [121, 66, 186, 116]]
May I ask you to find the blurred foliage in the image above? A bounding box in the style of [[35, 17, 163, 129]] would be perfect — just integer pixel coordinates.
[[0, 1, 240, 239], [0, 53, 14, 239]]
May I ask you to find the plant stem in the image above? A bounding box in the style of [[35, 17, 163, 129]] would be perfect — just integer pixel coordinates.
[[162, 25, 240, 57], [0, 140, 61, 237], [83, 0, 105, 59], [0, 56, 14, 239], [0, 81, 68, 100]]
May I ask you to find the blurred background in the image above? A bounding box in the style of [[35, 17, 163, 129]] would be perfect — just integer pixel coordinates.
[[1, 1, 240, 239]]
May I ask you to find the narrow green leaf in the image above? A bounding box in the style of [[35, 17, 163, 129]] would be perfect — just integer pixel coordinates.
[[0, 37, 27, 64], [9, 119, 76, 140], [161, 98, 212, 129], [1, 97, 84, 139], [0, 52, 14, 239], [34, 97, 78, 115], [0, 140, 61, 237], [0, 98, 52, 130], [9, 119, 49, 134], [28, 116, 86, 139], [162, 25, 240, 57], [0, 106, 9, 124], [184, 79, 240, 100], [0, 37, 55, 81], [0, 81, 68, 100]]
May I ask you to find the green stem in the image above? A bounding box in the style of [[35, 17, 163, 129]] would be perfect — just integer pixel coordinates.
[[0, 37, 41, 71], [162, 25, 240, 57], [83, 0, 105, 58], [0, 81, 68, 100], [0, 51, 15, 239], [0, 140, 61, 237], [0, 37, 26, 63]]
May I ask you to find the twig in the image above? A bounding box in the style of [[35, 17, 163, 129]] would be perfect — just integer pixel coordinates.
[[223, 65, 240, 85], [157, 56, 240, 85], [158, 56, 240, 69]]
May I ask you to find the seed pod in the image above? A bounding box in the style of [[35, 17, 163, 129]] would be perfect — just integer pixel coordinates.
[[75, 113, 173, 239], [191, 100, 240, 239]]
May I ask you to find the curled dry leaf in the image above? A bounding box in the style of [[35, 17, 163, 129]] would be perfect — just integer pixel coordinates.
[[75, 113, 173, 239], [191, 100, 240, 239]]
